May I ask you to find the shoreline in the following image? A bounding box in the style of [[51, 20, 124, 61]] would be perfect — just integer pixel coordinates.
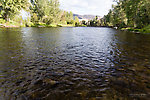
[[0, 24, 149, 34], [120, 27, 150, 34], [0, 24, 20, 28], [0, 23, 74, 28]]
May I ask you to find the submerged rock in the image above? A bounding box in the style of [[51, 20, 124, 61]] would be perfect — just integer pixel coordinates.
[[34, 79, 58, 86], [39, 66, 47, 70], [34, 80, 43, 85], [43, 79, 58, 85]]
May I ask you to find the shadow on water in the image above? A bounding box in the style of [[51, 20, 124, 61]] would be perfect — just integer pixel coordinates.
[[0, 27, 150, 100]]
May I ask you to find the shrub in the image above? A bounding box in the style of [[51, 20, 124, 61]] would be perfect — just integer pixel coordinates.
[[42, 16, 53, 25], [0, 19, 6, 24]]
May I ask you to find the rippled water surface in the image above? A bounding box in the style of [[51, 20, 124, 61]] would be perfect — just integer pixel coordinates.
[[0, 27, 150, 100]]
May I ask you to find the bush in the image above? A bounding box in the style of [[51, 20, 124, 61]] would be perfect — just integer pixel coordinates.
[[57, 24, 62, 27], [31, 13, 39, 24], [42, 16, 53, 25], [141, 25, 150, 33], [0, 19, 6, 24], [25, 22, 34, 27]]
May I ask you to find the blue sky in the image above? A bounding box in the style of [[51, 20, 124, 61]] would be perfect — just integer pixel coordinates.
[[59, 0, 115, 16]]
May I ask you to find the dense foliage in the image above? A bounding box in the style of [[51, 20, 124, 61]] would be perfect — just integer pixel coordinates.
[[0, 0, 149, 30], [0, 0, 29, 21], [103, 0, 150, 29], [0, 0, 79, 26]]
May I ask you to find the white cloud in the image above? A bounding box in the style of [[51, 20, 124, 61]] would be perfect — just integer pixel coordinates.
[[59, 0, 115, 16]]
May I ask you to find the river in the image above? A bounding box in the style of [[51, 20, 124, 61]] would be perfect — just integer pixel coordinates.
[[0, 27, 150, 100]]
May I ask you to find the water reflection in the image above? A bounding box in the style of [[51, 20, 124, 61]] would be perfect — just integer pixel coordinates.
[[0, 28, 25, 99], [0, 27, 150, 99]]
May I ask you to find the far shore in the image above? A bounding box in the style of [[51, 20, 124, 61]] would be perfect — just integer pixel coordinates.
[[0, 24, 20, 28], [0, 23, 149, 34], [0, 23, 87, 28], [0, 23, 74, 28]]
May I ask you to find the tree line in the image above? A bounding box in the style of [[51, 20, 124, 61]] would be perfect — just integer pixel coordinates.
[[103, 0, 150, 30], [0, 0, 80, 27], [82, 0, 149, 33], [0, 0, 149, 30]]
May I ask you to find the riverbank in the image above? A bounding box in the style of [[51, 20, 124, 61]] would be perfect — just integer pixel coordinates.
[[0, 24, 20, 28], [1, 22, 149, 34], [31, 24, 75, 28], [0, 22, 87, 28], [0, 23, 75, 28], [0, 19, 76, 28], [121, 25, 150, 34]]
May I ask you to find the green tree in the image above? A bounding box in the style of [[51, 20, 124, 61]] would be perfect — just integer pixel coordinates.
[[66, 11, 73, 24], [103, 0, 150, 29], [74, 16, 79, 26], [31, 13, 38, 24], [0, 0, 29, 21], [30, 0, 60, 24]]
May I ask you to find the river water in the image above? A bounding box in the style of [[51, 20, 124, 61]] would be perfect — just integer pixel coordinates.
[[0, 27, 150, 100]]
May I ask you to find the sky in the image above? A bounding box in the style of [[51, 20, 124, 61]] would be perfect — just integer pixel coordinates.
[[59, 0, 115, 17]]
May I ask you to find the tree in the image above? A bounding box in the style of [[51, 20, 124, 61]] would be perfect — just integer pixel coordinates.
[[65, 11, 73, 24], [0, 0, 29, 21], [30, 0, 60, 24], [31, 13, 38, 24], [89, 16, 100, 27], [74, 16, 79, 26], [103, 0, 150, 29]]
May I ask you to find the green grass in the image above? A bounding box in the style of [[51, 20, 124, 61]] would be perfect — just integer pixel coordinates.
[[121, 25, 150, 34], [0, 19, 85, 28], [0, 19, 6, 24], [140, 25, 150, 33], [30, 23, 75, 27]]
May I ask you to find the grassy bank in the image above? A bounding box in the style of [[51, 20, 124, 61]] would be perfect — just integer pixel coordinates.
[[0, 21, 87, 28], [30, 23, 75, 28], [0, 18, 81, 28], [121, 25, 150, 34], [0, 22, 75, 28], [0, 18, 77, 28], [0, 19, 20, 28]]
